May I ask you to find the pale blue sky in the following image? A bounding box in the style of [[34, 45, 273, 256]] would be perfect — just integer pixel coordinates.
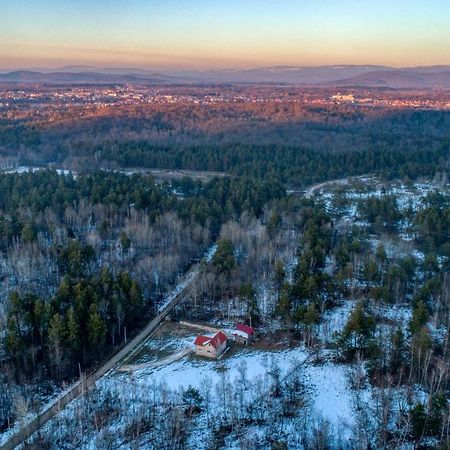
[[1, 0, 449, 69]]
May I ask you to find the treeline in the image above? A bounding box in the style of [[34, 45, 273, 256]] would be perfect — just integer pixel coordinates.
[[0, 170, 167, 215], [6, 269, 144, 380], [0, 171, 285, 247], [2, 101, 450, 186], [96, 141, 449, 186]]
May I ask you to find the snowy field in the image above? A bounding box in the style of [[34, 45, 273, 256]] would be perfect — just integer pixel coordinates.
[[1, 166, 73, 176], [112, 345, 309, 393], [8, 300, 428, 449], [26, 329, 378, 449]]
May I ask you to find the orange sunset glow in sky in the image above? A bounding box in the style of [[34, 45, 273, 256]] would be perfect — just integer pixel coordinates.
[[1, 0, 449, 70]]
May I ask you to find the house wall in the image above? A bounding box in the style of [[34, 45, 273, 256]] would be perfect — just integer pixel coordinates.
[[195, 344, 216, 358], [195, 340, 227, 358], [233, 334, 248, 345]]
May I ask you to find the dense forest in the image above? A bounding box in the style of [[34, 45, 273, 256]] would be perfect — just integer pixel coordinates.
[[9, 179, 447, 449], [1, 100, 450, 186], [0, 87, 449, 449], [0, 170, 284, 424]]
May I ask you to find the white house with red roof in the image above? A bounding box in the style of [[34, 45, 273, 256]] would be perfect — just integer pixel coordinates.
[[194, 331, 227, 359], [232, 323, 255, 345]]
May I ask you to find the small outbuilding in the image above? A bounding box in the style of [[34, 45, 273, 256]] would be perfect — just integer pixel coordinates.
[[194, 331, 227, 359], [232, 323, 255, 345]]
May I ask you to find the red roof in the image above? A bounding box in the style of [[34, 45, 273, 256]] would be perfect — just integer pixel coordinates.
[[194, 335, 210, 346], [209, 331, 227, 349], [236, 323, 255, 335], [194, 331, 227, 349]]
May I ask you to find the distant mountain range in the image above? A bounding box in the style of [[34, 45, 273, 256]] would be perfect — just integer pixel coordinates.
[[0, 70, 180, 85], [1, 65, 450, 88]]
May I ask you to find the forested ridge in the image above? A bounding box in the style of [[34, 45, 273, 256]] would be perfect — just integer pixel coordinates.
[[1, 101, 450, 186], [97, 140, 449, 185]]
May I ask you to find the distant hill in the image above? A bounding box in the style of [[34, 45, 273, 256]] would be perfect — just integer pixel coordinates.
[[327, 67, 450, 88], [182, 65, 450, 87], [1, 65, 450, 87], [0, 70, 183, 85], [169, 65, 391, 84]]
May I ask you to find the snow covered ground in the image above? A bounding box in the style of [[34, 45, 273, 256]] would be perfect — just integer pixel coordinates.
[[25, 337, 379, 449], [7, 176, 447, 449], [112, 346, 308, 392], [318, 178, 448, 223], [2, 166, 73, 176], [304, 361, 365, 437]]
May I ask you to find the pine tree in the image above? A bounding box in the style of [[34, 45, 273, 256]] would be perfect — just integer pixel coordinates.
[[409, 301, 428, 335], [212, 239, 236, 274], [47, 313, 66, 379], [274, 260, 286, 293], [34, 300, 52, 348], [389, 327, 405, 372], [128, 279, 144, 325], [427, 393, 447, 438], [339, 302, 376, 359], [5, 317, 24, 360], [304, 303, 319, 326], [240, 283, 259, 324], [66, 307, 80, 354], [277, 286, 294, 345], [99, 267, 113, 297], [410, 402, 426, 440], [119, 231, 131, 252], [21, 222, 37, 243], [182, 386, 203, 418], [87, 304, 106, 355]]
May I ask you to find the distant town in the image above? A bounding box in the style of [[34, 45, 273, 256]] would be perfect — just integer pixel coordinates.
[[1, 84, 450, 121]]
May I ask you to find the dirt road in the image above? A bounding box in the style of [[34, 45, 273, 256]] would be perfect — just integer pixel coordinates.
[[290, 174, 371, 199], [119, 347, 192, 372]]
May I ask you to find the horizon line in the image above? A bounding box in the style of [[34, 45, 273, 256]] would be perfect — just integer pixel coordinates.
[[2, 63, 450, 73]]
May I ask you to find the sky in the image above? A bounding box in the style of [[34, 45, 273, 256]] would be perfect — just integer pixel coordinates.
[[1, 0, 449, 70]]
